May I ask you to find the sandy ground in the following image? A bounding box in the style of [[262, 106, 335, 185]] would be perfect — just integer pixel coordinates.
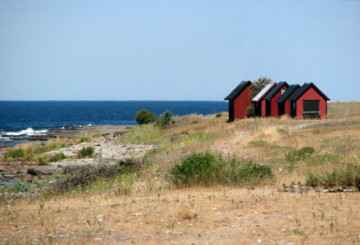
[[1, 187, 359, 245]]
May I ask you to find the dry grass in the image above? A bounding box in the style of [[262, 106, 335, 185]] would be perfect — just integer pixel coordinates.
[[1, 188, 360, 244], [2, 103, 360, 244]]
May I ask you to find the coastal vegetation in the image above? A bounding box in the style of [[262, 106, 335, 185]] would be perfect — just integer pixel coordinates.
[[2, 140, 69, 163], [77, 146, 95, 158], [1, 102, 360, 243], [170, 152, 272, 187], [135, 109, 157, 125]]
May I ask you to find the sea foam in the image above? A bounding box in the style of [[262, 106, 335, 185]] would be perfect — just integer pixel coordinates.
[[3, 128, 48, 137]]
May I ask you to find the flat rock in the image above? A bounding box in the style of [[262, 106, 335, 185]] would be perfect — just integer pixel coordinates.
[[27, 166, 61, 176]]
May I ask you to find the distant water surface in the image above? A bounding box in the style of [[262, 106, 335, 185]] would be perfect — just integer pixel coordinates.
[[0, 101, 227, 133]]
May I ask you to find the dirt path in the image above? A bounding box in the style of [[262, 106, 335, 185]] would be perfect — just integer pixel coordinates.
[[1, 188, 359, 244]]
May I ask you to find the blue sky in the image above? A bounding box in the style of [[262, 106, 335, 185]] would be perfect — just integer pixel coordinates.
[[0, 0, 359, 101]]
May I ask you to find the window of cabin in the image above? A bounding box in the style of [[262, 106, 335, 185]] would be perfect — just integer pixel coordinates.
[[303, 100, 320, 119]]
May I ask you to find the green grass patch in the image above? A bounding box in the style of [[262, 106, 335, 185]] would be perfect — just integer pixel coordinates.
[[79, 136, 90, 143], [169, 152, 273, 187], [49, 152, 66, 162], [3, 148, 26, 160], [305, 165, 360, 189], [77, 147, 95, 158], [286, 147, 315, 162], [3, 142, 68, 162], [119, 125, 164, 145], [248, 140, 271, 147]]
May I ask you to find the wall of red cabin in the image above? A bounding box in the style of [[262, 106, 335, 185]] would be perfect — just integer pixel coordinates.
[[270, 85, 288, 117], [284, 100, 291, 116], [295, 87, 327, 119], [260, 99, 267, 117], [232, 85, 253, 119]]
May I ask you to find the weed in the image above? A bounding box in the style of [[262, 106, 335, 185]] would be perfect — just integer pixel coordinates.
[[222, 160, 273, 184], [286, 147, 315, 162], [119, 125, 163, 145], [305, 165, 360, 189], [78, 147, 95, 158], [49, 153, 66, 162], [156, 111, 174, 128], [248, 140, 271, 147], [79, 136, 90, 143], [12, 181, 31, 193], [53, 160, 138, 193], [4, 148, 25, 160]]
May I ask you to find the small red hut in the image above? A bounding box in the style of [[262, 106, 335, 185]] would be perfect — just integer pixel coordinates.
[[290, 83, 330, 119], [225, 81, 253, 121], [265, 82, 289, 117], [278, 85, 300, 117], [252, 82, 276, 117]]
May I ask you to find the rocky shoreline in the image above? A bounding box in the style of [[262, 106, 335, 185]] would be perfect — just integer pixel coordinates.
[[0, 125, 157, 195]]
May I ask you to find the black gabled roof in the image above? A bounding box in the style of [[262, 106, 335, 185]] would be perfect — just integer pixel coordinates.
[[278, 84, 301, 104], [290, 83, 330, 101], [265, 81, 288, 101], [225, 81, 252, 100]]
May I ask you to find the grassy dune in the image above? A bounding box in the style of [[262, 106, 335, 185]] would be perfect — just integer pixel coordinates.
[[1, 102, 360, 244]]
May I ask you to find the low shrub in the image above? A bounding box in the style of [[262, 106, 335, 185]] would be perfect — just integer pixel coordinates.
[[286, 147, 315, 162], [170, 152, 220, 186], [223, 161, 272, 184], [156, 111, 173, 128], [52, 160, 138, 193], [169, 152, 272, 187], [135, 109, 157, 125], [78, 147, 95, 158], [305, 165, 360, 189]]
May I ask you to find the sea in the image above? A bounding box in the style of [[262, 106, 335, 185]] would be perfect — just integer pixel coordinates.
[[0, 101, 227, 147]]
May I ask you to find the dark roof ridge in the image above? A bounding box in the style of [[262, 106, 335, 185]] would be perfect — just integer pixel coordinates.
[[290, 83, 330, 101], [265, 81, 289, 101], [224, 81, 252, 100], [278, 84, 301, 104]]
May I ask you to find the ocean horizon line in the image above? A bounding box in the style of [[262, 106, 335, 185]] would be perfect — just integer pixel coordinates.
[[0, 99, 226, 103]]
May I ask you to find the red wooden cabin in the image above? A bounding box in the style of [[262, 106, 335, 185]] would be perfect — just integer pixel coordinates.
[[290, 83, 330, 119], [278, 85, 300, 117], [265, 82, 289, 117], [225, 81, 253, 121], [252, 82, 276, 117]]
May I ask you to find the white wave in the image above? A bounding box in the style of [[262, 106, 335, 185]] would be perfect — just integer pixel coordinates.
[[3, 128, 48, 137]]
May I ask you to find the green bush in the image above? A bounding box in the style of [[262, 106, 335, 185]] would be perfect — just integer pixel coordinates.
[[170, 152, 220, 186], [78, 147, 95, 158], [135, 109, 157, 125], [305, 165, 360, 189], [156, 111, 173, 128], [169, 152, 273, 187], [223, 161, 272, 184], [286, 147, 315, 162]]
